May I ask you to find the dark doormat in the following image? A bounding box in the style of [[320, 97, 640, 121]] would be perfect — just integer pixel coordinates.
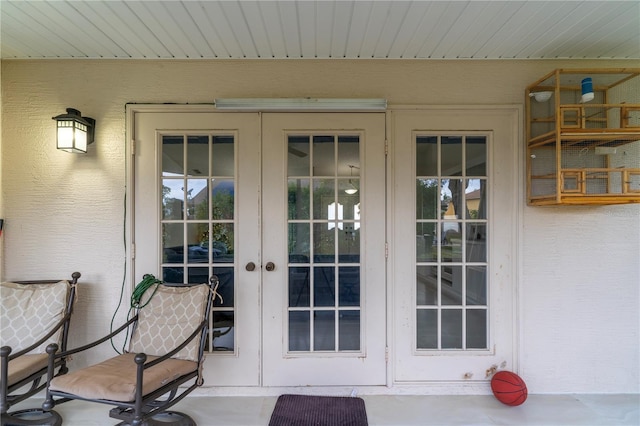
[[268, 394, 368, 426]]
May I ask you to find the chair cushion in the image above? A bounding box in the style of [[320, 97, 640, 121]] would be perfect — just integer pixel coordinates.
[[49, 353, 197, 402], [0, 281, 69, 354], [7, 353, 49, 387], [129, 284, 208, 362]]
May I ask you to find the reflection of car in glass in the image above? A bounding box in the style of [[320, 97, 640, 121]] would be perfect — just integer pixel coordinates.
[[188, 245, 225, 261]]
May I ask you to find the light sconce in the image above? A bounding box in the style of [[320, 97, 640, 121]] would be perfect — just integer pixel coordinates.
[[53, 108, 95, 153], [345, 165, 359, 195]]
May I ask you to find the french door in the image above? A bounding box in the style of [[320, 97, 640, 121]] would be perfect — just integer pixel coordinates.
[[390, 108, 519, 383], [132, 107, 386, 387], [261, 113, 386, 386]]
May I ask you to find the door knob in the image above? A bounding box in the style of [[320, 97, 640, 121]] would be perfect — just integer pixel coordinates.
[[265, 262, 275, 272], [245, 262, 256, 271]]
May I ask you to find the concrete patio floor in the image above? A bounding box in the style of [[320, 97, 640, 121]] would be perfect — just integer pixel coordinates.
[[7, 393, 639, 425]]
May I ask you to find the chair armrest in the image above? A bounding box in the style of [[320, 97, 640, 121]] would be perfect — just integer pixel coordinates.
[[50, 315, 139, 360]]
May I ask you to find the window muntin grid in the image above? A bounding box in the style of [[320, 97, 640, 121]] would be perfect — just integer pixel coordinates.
[[287, 134, 362, 353], [160, 133, 236, 353], [415, 134, 489, 351]]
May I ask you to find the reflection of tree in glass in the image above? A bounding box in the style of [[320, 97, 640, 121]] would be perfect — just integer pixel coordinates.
[[288, 181, 310, 219], [416, 179, 438, 219], [162, 185, 174, 218], [194, 190, 234, 254], [162, 185, 172, 252]]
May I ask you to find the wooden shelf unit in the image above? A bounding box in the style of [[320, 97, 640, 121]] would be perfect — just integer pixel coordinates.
[[525, 68, 640, 206]]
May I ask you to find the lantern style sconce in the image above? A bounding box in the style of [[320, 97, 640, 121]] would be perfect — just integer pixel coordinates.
[[53, 108, 95, 153]]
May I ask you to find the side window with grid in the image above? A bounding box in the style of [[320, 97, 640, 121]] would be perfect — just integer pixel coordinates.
[[415, 134, 489, 350]]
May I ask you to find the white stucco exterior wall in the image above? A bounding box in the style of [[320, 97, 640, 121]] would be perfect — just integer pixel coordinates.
[[1, 59, 638, 394]]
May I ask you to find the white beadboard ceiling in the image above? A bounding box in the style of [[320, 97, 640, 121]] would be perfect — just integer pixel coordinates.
[[1, 0, 639, 60]]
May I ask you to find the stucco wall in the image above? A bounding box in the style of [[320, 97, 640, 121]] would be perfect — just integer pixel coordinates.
[[1, 59, 638, 394]]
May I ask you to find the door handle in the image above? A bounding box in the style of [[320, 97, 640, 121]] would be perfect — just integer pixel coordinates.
[[245, 262, 256, 272], [265, 262, 275, 272]]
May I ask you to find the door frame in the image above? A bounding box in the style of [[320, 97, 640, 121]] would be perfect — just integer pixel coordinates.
[[125, 103, 522, 394]]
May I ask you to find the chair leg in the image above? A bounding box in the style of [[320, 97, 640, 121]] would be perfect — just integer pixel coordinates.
[[114, 411, 196, 426], [1, 408, 62, 426]]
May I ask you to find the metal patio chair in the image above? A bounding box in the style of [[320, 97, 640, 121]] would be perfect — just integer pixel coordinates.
[[1, 272, 81, 426], [43, 275, 218, 426]]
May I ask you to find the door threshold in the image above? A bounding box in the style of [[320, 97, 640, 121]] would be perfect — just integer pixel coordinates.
[[192, 383, 492, 397]]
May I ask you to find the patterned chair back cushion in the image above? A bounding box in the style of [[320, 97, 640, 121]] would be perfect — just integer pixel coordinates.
[[0, 280, 70, 354], [128, 284, 208, 362]]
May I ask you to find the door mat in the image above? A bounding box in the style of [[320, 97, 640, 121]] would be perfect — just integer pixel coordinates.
[[269, 394, 368, 426]]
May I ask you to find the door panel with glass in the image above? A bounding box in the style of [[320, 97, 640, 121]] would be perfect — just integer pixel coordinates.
[[392, 109, 519, 382], [134, 111, 261, 386], [262, 113, 386, 386]]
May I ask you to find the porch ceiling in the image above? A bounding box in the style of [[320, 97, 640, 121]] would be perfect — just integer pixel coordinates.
[[1, 1, 638, 60]]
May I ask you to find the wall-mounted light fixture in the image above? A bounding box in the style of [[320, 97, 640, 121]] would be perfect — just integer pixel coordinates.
[[53, 108, 95, 153], [214, 98, 387, 111]]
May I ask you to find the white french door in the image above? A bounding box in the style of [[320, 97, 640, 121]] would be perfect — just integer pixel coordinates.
[[132, 107, 387, 387], [261, 113, 386, 386], [133, 110, 261, 386], [391, 108, 519, 383]]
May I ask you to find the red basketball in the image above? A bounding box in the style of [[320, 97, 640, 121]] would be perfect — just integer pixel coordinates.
[[491, 371, 528, 406]]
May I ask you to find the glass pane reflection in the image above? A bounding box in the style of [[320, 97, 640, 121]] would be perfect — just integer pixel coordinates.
[[162, 136, 184, 176], [466, 136, 487, 176], [212, 311, 235, 351], [288, 135, 310, 176], [314, 267, 335, 307], [441, 266, 463, 305], [187, 179, 208, 220], [289, 267, 310, 307], [416, 136, 437, 176], [441, 309, 462, 349], [417, 309, 437, 349], [210, 223, 234, 263], [338, 267, 360, 306], [288, 179, 310, 220], [466, 179, 486, 219], [289, 223, 310, 263], [466, 266, 487, 305], [416, 266, 437, 305], [313, 223, 335, 263], [466, 309, 488, 349], [163, 223, 183, 263], [466, 224, 486, 262], [213, 267, 234, 307], [187, 136, 208, 177], [313, 179, 334, 220], [338, 310, 360, 350], [211, 179, 234, 220], [314, 311, 335, 351], [289, 311, 310, 351], [441, 136, 462, 177], [212, 135, 234, 176], [416, 222, 436, 262], [417, 179, 438, 220], [313, 135, 334, 176], [162, 179, 184, 220]]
